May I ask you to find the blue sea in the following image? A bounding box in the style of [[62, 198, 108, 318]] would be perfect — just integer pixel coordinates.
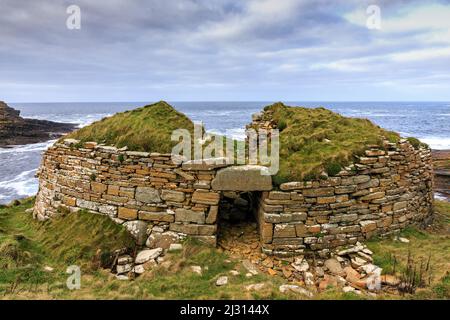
[[1, 101, 449, 204]]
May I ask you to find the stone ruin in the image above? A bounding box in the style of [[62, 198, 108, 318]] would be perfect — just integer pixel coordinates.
[[33, 106, 434, 286]]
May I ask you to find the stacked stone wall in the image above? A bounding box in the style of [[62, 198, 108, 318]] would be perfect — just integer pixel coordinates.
[[34, 138, 434, 257], [257, 140, 434, 257], [34, 140, 225, 248]]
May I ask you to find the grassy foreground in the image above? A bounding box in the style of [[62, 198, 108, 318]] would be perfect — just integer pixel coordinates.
[[0, 198, 448, 300]]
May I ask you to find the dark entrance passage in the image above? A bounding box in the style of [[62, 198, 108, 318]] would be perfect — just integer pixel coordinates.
[[217, 191, 262, 256]]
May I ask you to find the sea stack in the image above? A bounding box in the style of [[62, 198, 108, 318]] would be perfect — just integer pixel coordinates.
[[0, 101, 77, 147]]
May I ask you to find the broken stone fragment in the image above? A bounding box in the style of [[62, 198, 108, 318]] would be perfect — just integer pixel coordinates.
[[279, 284, 313, 297], [242, 259, 259, 275], [216, 276, 228, 286], [123, 220, 148, 245], [292, 259, 309, 272], [245, 283, 265, 291], [135, 248, 163, 264], [135, 187, 162, 203], [168, 243, 183, 252], [190, 265, 202, 275], [324, 258, 344, 276], [117, 255, 133, 265], [116, 263, 133, 274]]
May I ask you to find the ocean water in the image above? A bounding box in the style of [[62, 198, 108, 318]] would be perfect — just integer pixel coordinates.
[[0, 101, 449, 204]]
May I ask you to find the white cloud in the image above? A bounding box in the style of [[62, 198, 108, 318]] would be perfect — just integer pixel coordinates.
[[390, 47, 450, 62]]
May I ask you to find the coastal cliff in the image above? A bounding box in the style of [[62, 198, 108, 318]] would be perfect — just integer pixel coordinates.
[[0, 101, 77, 147]]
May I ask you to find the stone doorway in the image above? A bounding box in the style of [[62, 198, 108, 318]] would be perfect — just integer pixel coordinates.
[[210, 165, 273, 254], [216, 191, 262, 256]]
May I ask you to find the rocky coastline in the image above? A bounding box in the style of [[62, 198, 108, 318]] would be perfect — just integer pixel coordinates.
[[0, 101, 77, 147]]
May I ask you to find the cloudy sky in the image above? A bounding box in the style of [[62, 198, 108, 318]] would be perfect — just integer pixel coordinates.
[[1, 0, 450, 102]]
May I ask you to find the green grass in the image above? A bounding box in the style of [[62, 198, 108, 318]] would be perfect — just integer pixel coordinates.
[[366, 200, 450, 299], [65, 101, 195, 153], [1, 198, 448, 299], [0, 199, 291, 299], [0, 198, 135, 297], [259, 102, 401, 182], [64, 101, 406, 182]]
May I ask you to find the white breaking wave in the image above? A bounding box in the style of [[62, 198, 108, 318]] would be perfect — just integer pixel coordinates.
[[206, 128, 248, 141], [420, 137, 450, 150], [0, 140, 56, 154], [0, 168, 39, 197]]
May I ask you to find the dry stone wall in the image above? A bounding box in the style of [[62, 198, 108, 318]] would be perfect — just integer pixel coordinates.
[[257, 140, 434, 258], [34, 137, 434, 258], [34, 139, 226, 248]]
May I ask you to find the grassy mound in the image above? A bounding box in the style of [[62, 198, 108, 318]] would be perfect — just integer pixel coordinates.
[[65, 101, 195, 153], [0, 198, 135, 295], [262, 103, 400, 182]]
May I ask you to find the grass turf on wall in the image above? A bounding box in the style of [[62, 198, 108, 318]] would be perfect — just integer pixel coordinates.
[[264, 102, 400, 182], [65, 101, 195, 153], [64, 101, 404, 182]]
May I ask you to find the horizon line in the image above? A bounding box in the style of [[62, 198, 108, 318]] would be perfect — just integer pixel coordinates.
[[9, 100, 450, 104]]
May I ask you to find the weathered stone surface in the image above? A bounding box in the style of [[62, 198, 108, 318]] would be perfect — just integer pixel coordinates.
[[175, 208, 205, 224], [211, 165, 272, 191], [268, 191, 291, 200], [99, 204, 117, 217], [279, 285, 313, 297], [279, 182, 308, 191], [135, 187, 161, 203], [191, 190, 220, 205], [161, 190, 185, 202], [182, 159, 227, 171], [324, 258, 344, 276], [116, 263, 132, 274], [216, 276, 228, 286], [360, 220, 377, 233], [273, 224, 296, 238], [138, 211, 174, 222], [169, 223, 216, 235], [205, 205, 218, 224], [77, 199, 99, 211], [303, 187, 334, 197], [135, 248, 163, 264], [146, 231, 180, 249], [118, 207, 138, 220], [242, 260, 259, 275], [123, 220, 148, 245], [360, 192, 385, 201]]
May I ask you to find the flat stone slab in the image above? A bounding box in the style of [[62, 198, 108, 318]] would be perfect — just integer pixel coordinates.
[[211, 165, 272, 191]]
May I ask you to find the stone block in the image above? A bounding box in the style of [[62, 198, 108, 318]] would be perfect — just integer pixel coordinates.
[[91, 182, 107, 194], [136, 187, 161, 203], [175, 208, 206, 224], [273, 224, 296, 238], [138, 211, 174, 222], [161, 189, 185, 202], [118, 207, 138, 220], [302, 187, 334, 198], [360, 220, 377, 233], [205, 205, 218, 224], [191, 190, 220, 205], [211, 165, 272, 191]]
